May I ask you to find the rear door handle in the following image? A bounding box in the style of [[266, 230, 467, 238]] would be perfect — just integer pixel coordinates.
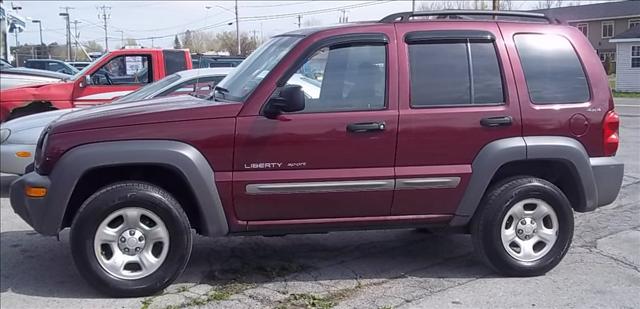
[[347, 122, 386, 133], [480, 116, 512, 128]]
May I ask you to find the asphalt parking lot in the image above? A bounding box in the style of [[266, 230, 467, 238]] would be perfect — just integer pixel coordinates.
[[1, 99, 639, 309]]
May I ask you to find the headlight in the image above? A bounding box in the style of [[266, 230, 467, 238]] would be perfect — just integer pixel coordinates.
[[0, 128, 10, 143], [34, 127, 50, 173]]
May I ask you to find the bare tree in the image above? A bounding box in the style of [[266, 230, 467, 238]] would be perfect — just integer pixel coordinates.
[[535, 0, 565, 9], [499, 0, 515, 10], [418, 1, 471, 11]]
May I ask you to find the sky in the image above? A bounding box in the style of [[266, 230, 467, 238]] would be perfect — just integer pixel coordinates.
[[4, 0, 610, 50]]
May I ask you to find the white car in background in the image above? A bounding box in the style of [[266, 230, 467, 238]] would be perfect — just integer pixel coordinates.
[[0, 67, 233, 175]]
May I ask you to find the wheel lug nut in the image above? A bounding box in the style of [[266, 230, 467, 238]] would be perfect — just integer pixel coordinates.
[[135, 247, 141, 252], [138, 236, 144, 242], [524, 235, 530, 240], [124, 248, 129, 252], [517, 229, 523, 235], [129, 230, 135, 236], [120, 237, 126, 242], [533, 229, 537, 233], [520, 219, 527, 225]]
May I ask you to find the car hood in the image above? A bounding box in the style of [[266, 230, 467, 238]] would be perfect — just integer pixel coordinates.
[[51, 95, 241, 134], [1, 108, 79, 132], [0, 81, 75, 102]]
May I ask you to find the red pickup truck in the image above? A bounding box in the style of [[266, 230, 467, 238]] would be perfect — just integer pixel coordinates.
[[0, 48, 192, 121]]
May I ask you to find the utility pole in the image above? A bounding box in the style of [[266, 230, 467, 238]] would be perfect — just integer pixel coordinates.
[[235, 0, 241, 56], [59, 7, 73, 61], [31, 20, 44, 58], [98, 5, 111, 51], [72, 20, 81, 61], [412, 0, 415, 12], [297, 14, 302, 28], [493, 0, 500, 10]]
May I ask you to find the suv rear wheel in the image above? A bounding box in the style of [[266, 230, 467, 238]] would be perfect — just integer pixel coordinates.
[[70, 181, 192, 297], [471, 176, 574, 276]]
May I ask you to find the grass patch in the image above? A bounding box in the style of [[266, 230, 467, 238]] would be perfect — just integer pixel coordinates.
[[276, 282, 363, 309], [276, 293, 336, 309], [613, 91, 640, 98], [140, 298, 153, 309]]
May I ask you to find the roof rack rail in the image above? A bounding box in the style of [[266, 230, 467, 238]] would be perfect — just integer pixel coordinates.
[[379, 10, 558, 24]]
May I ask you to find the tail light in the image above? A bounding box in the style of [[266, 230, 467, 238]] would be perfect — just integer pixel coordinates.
[[603, 110, 619, 156]]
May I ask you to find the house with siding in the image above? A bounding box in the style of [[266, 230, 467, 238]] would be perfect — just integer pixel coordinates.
[[611, 26, 640, 92], [534, 1, 640, 73]]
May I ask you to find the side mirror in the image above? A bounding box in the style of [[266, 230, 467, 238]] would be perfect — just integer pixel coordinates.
[[79, 75, 91, 88], [264, 84, 305, 119]]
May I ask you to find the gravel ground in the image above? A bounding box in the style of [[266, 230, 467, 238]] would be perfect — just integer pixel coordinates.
[[1, 100, 638, 309]]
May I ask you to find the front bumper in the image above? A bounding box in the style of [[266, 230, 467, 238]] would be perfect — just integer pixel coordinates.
[[0, 143, 37, 175], [590, 157, 624, 208], [9, 172, 56, 235]]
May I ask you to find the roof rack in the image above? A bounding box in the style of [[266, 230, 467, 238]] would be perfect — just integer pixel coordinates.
[[379, 10, 559, 24]]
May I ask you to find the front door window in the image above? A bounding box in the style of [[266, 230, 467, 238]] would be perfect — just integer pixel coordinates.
[[92, 55, 151, 86]]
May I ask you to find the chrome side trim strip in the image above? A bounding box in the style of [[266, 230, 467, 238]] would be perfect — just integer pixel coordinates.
[[246, 180, 395, 195], [396, 177, 460, 190]]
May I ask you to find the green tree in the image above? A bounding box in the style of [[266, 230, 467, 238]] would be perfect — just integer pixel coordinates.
[[173, 35, 182, 49]]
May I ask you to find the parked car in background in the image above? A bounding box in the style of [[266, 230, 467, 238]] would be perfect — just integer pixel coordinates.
[[0, 108, 79, 174], [0, 65, 68, 90], [0, 48, 192, 122], [68, 61, 92, 70], [191, 54, 244, 68], [0, 67, 233, 175], [8, 10, 623, 296], [0, 58, 12, 69], [24, 59, 79, 75]]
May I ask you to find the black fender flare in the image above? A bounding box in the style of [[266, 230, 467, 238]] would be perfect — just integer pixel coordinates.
[[46, 140, 228, 236], [449, 136, 596, 226]]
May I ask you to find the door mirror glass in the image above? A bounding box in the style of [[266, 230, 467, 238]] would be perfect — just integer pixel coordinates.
[[264, 84, 305, 118], [80, 75, 91, 88]]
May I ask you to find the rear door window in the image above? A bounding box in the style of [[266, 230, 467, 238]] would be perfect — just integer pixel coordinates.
[[163, 50, 187, 75], [408, 40, 504, 107], [514, 34, 590, 104]]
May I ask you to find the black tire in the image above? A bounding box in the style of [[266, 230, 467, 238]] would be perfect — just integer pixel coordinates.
[[471, 176, 574, 276], [70, 181, 192, 297]]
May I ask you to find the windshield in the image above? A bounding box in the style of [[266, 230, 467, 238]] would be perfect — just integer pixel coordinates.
[[70, 52, 108, 80], [113, 73, 182, 103], [215, 35, 302, 101]]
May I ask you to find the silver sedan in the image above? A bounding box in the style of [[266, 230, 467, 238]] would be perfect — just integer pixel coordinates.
[[0, 68, 232, 175]]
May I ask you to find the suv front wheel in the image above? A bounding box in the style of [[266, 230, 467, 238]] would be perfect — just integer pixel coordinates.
[[471, 176, 574, 276], [70, 181, 192, 297]]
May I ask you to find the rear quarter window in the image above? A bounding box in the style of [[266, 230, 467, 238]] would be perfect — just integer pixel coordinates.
[[514, 34, 590, 104], [163, 50, 188, 75]]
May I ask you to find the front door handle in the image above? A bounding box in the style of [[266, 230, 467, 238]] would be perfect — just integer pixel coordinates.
[[480, 116, 513, 128], [347, 122, 386, 133]]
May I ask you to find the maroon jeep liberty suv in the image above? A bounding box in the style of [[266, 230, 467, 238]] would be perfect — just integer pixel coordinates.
[[10, 10, 624, 296]]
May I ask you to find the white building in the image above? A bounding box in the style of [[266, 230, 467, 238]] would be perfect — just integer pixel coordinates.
[[611, 26, 640, 92]]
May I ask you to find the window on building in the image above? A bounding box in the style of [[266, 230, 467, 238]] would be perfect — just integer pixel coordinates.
[[408, 40, 504, 107], [602, 21, 614, 38], [630, 19, 640, 29], [632, 46, 640, 68], [577, 23, 588, 36], [514, 34, 590, 104]]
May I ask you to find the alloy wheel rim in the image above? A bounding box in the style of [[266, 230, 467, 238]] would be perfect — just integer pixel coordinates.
[[500, 198, 559, 262], [93, 207, 170, 280]]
